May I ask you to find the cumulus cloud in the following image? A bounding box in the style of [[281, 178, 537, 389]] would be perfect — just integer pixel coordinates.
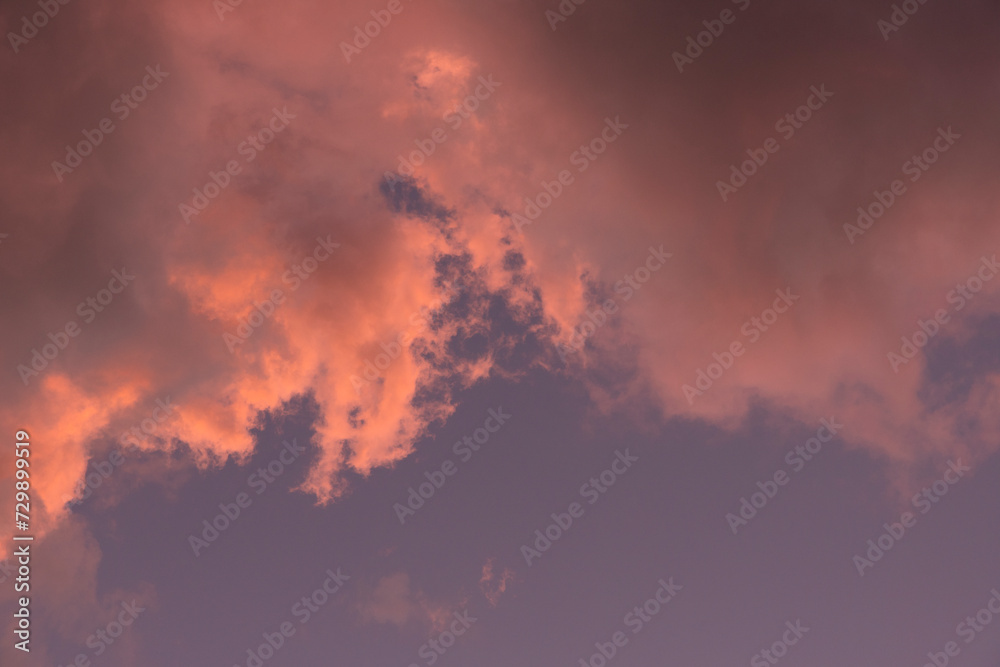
[[2, 0, 999, 574]]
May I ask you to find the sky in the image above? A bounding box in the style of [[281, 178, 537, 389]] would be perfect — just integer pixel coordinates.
[[1, 0, 1000, 665]]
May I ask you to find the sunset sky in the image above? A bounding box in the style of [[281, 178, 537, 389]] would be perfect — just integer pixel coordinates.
[[2, 0, 1000, 665]]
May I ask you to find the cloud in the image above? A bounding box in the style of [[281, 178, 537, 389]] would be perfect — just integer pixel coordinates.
[[0, 516, 154, 666], [2, 0, 1000, 583], [479, 557, 516, 607], [355, 572, 455, 632]]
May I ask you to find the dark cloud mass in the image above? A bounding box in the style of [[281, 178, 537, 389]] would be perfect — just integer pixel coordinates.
[[1, 0, 1000, 665]]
